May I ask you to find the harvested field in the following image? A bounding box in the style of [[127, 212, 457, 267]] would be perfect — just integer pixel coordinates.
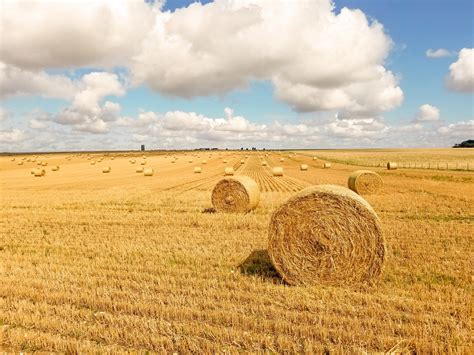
[[0, 149, 473, 353]]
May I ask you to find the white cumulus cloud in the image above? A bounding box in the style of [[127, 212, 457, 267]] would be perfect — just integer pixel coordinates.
[[446, 48, 474, 92], [54, 72, 125, 134], [426, 48, 452, 58], [415, 104, 440, 122], [0, 61, 77, 99], [0, 0, 158, 70], [132, 0, 403, 115]]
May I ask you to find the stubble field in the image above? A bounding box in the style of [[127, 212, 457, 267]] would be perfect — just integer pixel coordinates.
[[0, 149, 473, 353]]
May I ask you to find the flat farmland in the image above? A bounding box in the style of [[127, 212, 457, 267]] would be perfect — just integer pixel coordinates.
[[0, 150, 473, 352]]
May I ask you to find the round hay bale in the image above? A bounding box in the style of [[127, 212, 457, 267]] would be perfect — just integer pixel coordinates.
[[102, 167, 111, 173], [240, 159, 245, 164], [136, 167, 144, 173], [262, 161, 267, 166], [17, 161, 23, 165], [52, 166, 60, 171], [42, 162, 48, 166], [202, 160, 207, 164], [348, 170, 383, 195], [211, 176, 260, 213], [223, 160, 227, 164], [11, 158, 15, 162], [171, 160, 176, 163], [144, 168, 154, 176], [300, 164, 308, 171], [323, 162, 331, 168], [189, 159, 193, 163], [194, 167, 202, 173], [268, 184, 385, 286], [313, 156, 317, 160], [90, 161, 96, 165], [224, 167, 234, 176], [130, 159, 136, 164], [272, 167, 284, 176], [280, 158, 285, 162], [387, 162, 398, 170], [140, 160, 147, 165], [34, 168, 46, 177], [30, 169, 35, 174]]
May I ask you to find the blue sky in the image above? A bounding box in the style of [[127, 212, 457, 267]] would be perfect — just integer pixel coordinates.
[[1, 0, 473, 151]]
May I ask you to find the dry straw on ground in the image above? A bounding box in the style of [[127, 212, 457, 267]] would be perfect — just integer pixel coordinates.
[[211, 176, 260, 213], [144, 168, 154, 176], [268, 184, 385, 286], [300, 164, 308, 171], [387, 162, 398, 170], [224, 167, 234, 176], [324, 162, 331, 168], [273, 167, 284, 176], [348, 170, 383, 194]]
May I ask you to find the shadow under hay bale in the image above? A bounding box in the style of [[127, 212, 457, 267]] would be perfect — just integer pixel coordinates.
[[202, 207, 217, 214], [238, 249, 282, 283]]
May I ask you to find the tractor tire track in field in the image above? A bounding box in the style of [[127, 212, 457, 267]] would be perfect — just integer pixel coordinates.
[[238, 156, 310, 193]]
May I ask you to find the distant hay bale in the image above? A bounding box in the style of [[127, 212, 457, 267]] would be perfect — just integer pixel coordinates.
[[272, 167, 284, 176], [262, 161, 267, 166], [30, 169, 35, 174], [194, 167, 202, 173], [189, 159, 193, 163], [102, 166, 111, 173], [90, 161, 96, 165], [268, 184, 385, 286], [42, 162, 48, 166], [171, 160, 176, 163], [240, 159, 245, 164], [313, 156, 317, 160], [280, 158, 285, 162], [140, 160, 147, 165], [387, 162, 398, 170], [211, 176, 260, 213], [17, 161, 23, 165], [136, 167, 144, 173], [144, 168, 154, 176], [52, 166, 60, 171], [324, 162, 331, 168], [300, 164, 308, 171], [130, 159, 136, 164], [202, 160, 207, 164], [223, 160, 227, 163], [348, 170, 383, 195], [11, 158, 15, 162], [33, 168, 46, 177], [224, 167, 234, 176]]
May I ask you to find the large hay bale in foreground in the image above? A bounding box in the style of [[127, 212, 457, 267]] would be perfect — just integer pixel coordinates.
[[144, 168, 154, 176], [224, 167, 234, 176], [268, 185, 385, 286], [387, 162, 398, 170], [300, 164, 308, 171], [348, 170, 383, 195], [272, 167, 284, 176], [211, 176, 260, 213]]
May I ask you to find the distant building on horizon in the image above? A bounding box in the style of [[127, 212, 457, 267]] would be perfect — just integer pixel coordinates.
[[141, 144, 145, 151]]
